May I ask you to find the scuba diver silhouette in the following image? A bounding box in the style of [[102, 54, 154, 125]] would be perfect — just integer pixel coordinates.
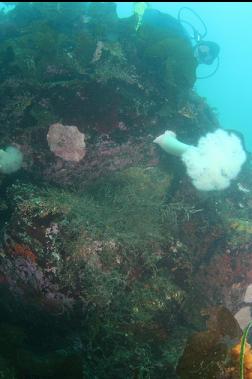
[[178, 6, 220, 78]]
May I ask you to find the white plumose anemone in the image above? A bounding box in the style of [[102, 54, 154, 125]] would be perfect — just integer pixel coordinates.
[[153, 129, 247, 191]]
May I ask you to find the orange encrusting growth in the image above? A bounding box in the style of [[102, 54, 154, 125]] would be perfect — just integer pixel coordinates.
[[11, 243, 37, 263], [230, 341, 252, 378]]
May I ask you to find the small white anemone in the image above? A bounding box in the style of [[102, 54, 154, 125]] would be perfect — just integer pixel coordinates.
[[0, 146, 23, 174]]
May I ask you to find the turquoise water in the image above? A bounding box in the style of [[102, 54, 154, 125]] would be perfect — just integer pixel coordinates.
[[117, 2, 252, 152]]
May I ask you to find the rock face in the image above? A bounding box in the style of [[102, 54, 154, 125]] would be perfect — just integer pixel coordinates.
[[0, 2, 251, 379], [0, 2, 218, 188]]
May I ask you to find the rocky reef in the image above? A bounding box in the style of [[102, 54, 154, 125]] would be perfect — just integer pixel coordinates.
[[0, 2, 251, 379]]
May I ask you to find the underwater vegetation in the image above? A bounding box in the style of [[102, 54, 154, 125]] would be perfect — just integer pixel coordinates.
[[0, 2, 251, 379]]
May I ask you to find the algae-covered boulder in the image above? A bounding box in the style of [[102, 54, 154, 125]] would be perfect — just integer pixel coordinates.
[[137, 9, 197, 92], [0, 2, 218, 188], [0, 166, 188, 378], [177, 306, 242, 379], [0, 3, 247, 379], [1, 167, 172, 313]]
